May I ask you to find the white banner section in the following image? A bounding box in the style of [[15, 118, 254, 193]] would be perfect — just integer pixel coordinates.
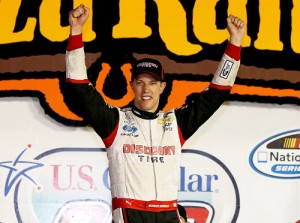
[[0, 98, 299, 223]]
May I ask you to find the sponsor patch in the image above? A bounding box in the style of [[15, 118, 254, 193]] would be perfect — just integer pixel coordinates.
[[219, 60, 234, 79]]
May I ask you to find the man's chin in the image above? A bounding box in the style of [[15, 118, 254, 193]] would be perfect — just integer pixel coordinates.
[[140, 105, 155, 113]]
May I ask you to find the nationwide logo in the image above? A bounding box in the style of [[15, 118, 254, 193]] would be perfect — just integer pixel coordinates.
[[249, 129, 300, 179]]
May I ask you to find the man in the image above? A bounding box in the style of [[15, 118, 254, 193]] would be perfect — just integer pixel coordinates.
[[65, 4, 244, 223]]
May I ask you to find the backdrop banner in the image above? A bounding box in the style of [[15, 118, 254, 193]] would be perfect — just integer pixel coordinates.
[[0, 1, 299, 223], [0, 98, 299, 223]]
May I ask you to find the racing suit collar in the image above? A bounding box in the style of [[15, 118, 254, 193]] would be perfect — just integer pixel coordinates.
[[132, 104, 160, 120]]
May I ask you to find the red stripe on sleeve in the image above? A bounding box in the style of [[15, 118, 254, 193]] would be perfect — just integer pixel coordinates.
[[67, 34, 84, 51], [209, 83, 232, 90], [103, 123, 119, 148], [177, 126, 186, 147], [225, 42, 241, 61], [66, 78, 89, 84]]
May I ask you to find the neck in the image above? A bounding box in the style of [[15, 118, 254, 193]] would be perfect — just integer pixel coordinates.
[[132, 103, 160, 120]]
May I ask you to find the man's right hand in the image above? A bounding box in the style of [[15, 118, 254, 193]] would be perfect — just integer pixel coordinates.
[[68, 4, 90, 35]]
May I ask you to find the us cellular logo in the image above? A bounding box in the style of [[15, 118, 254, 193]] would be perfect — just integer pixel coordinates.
[[249, 129, 300, 179], [0, 146, 239, 223], [179, 149, 240, 223]]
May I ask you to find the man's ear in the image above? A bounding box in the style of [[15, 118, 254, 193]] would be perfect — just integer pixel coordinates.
[[160, 82, 167, 94]]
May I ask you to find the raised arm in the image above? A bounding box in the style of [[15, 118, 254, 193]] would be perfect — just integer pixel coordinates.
[[176, 15, 245, 142], [66, 4, 90, 83], [65, 5, 119, 144], [210, 15, 244, 89]]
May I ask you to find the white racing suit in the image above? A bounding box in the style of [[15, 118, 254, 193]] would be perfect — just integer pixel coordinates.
[[65, 34, 241, 223]]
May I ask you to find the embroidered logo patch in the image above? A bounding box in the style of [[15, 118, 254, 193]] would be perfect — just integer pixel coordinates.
[[219, 60, 233, 79]]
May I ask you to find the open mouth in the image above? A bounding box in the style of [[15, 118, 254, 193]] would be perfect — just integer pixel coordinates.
[[141, 96, 152, 101]]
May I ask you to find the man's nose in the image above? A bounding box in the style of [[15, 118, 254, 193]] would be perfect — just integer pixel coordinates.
[[142, 83, 150, 91]]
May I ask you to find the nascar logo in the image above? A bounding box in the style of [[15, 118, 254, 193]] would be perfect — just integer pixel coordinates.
[[249, 129, 300, 179]]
